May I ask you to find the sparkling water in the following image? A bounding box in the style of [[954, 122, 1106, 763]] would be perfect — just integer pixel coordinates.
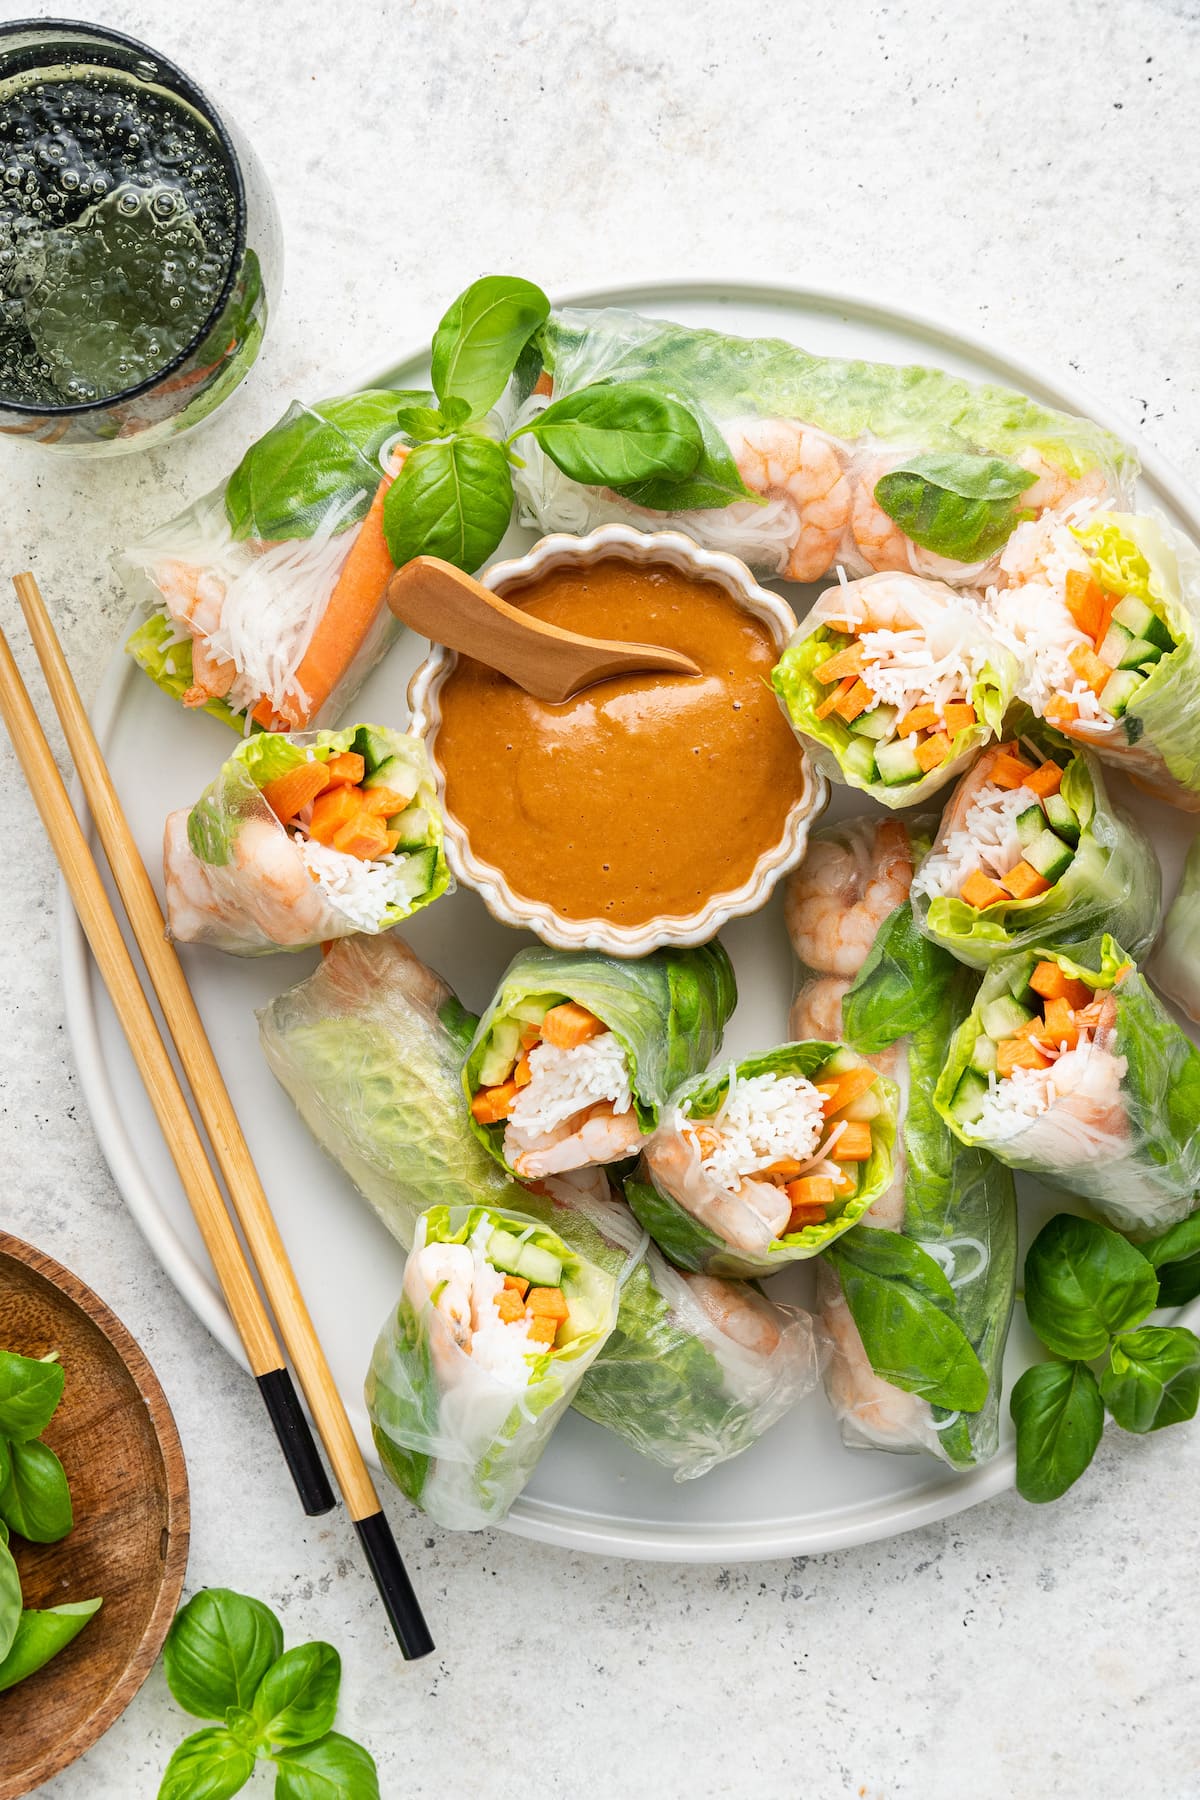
[[0, 63, 239, 407]]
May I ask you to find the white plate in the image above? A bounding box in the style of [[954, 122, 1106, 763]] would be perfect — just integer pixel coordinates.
[[60, 281, 1200, 1561]]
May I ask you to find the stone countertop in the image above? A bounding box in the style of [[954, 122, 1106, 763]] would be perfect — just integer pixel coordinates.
[[2, 1, 1198, 1794]]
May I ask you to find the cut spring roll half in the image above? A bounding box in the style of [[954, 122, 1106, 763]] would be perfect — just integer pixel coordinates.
[[911, 725, 1161, 970], [464, 944, 736, 1179], [771, 572, 1016, 807], [507, 304, 1131, 587], [365, 1203, 618, 1530], [987, 509, 1200, 810], [122, 392, 408, 733], [1148, 830, 1200, 1023], [630, 1044, 899, 1281], [164, 724, 448, 954], [936, 935, 1200, 1236]]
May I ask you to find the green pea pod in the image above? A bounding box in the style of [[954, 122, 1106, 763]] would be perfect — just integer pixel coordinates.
[[0, 1597, 102, 1693]]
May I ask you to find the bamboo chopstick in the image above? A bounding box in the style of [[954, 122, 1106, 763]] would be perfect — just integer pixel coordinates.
[[11, 574, 433, 1662]]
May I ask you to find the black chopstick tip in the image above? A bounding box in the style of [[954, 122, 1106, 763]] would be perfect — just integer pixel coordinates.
[[353, 1510, 435, 1660], [256, 1368, 337, 1516]]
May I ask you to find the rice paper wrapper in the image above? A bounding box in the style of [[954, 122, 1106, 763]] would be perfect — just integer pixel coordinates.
[[464, 943, 737, 1173], [365, 1204, 618, 1529], [934, 935, 1200, 1235], [120, 391, 407, 733], [165, 725, 448, 955], [1148, 830, 1200, 1023], [629, 1043, 900, 1281], [770, 574, 1018, 810], [911, 727, 1161, 971], [507, 307, 1132, 587]]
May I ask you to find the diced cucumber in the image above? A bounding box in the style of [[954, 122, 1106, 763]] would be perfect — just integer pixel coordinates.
[[820, 1047, 862, 1077], [849, 703, 899, 741], [362, 753, 414, 796], [842, 738, 877, 784], [1044, 792, 1081, 845], [487, 1229, 563, 1290], [1016, 803, 1046, 846], [351, 726, 395, 774], [555, 1296, 597, 1346], [950, 1069, 990, 1127], [841, 1088, 882, 1122], [1112, 595, 1172, 652], [874, 738, 923, 786], [1098, 620, 1134, 667], [969, 1034, 999, 1076], [387, 802, 431, 849], [981, 994, 1035, 1040], [390, 846, 438, 903], [1023, 828, 1074, 883], [1120, 636, 1163, 670], [1099, 668, 1145, 718], [477, 1019, 522, 1088]]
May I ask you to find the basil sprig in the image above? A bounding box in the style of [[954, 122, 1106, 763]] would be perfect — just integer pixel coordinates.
[[159, 1588, 378, 1799], [840, 901, 959, 1054], [873, 452, 1037, 563], [1011, 1214, 1200, 1503]]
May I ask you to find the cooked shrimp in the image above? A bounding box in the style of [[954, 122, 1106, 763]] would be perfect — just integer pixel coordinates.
[[681, 1273, 784, 1357], [162, 809, 242, 941], [817, 1261, 936, 1447], [155, 557, 226, 640], [504, 1102, 645, 1180], [848, 455, 984, 582], [414, 1243, 475, 1346], [1015, 446, 1108, 516], [784, 819, 914, 976], [643, 1133, 791, 1257], [726, 417, 851, 582], [789, 974, 849, 1043], [231, 818, 330, 945], [182, 633, 236, 708]]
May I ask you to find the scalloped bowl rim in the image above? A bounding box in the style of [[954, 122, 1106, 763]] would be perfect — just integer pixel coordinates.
[[407, 524, 829, 955]]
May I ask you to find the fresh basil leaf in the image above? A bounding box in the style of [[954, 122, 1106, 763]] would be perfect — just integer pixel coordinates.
[[252, 1641, 341, 1750], [431, 275, 549, 420], [224, 1706, 263, 1752], [393, 405, 452, 444], [827, 1227, 989, 1410], [224, 392, 402, 541], [1024, 1214, 1158, 1360], [0, 1439, 73, 1543], [273, 1731, 380, 1800], [1011, 1359, 1105, 1503], [158, 1727, 257, 1800], [521, 381, 702, 488], [0, 1597, 102, 1694], [615, 397, 756, 511], [1142, 1212, 1200, 1308], [0, 1439, 9, 1491], [841, 902, 960, 1054], [0, 1350, 64, 1441], [439, 396, 472, 430], [164, 1588, 284, 1721], [382, 434, 513, 574], [1099, 1326, 1200, 1433], [0, 1526, 20, 1663], [873, 452, 1037, 563]]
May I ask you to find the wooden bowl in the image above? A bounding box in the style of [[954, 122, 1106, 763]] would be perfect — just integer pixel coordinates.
[[0, 1233, 189, 1800]]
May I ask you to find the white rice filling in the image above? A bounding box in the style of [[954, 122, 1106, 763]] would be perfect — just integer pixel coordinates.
[[507, 1031, 632, 1138], [986, 507, 1114, 725], [679, 1070, 828, 1186], [295, 836, 419, 931], [912, 781, 1040, 900]]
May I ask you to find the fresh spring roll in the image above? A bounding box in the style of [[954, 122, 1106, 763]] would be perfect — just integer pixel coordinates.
[[910, 722, 1161, 970], [507, 305, 1131, 587], [628, 1044, 899, 1281], [1148, 831, 1200, 1022], [770, 572, 1017, 807], [163, 725, 448, 954], [464, 944, 737, 1180], [787, 816, 1017, 1469], [260, 935, 820, 1478], [936, 934, 1200, 1236], [365, 1203, 618, 1529], [121, 390, 409, 733], [986, 509, 1200, 810]]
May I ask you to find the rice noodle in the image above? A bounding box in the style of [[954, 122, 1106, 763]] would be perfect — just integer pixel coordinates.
[[507, 1032, 632, 1139], [678, 1069, 826, 1186], [912, 781, 1039, 900]]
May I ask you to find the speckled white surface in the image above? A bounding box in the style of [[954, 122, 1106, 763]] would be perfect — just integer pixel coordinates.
[[2, 1, 1199, 1794]]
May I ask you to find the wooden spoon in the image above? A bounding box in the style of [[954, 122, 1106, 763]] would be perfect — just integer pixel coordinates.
[[386, 555, 702, 702]]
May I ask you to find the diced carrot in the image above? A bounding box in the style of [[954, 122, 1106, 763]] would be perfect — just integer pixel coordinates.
[[1069, 643, 1113, 696], [961, 868, 1009, 910], [332, 813, 391, 860], [525, 1315, 559, 1347], [1024, 760, 1064, 798], [495, 1287, 526, 1323], [526, 1286, 569, 1323], [1114, 962, 1133, 985], [520, 1024, 542, 1051], [503, 1274, 529, 1299], [914, 731, 952, 773], [470, 1080, 521, 1125], [815, 675, 857, 720], [833, 678, 873, 724], [358, 784, 411, 817], [1074, 998, 1107, 1028], [896, 703, 939, 736], [1030, 961, 1072, 1001], [786, 1204, 829, 1232], [260, 761, 330, 825], [1044, 695, 1080, 727], [942, 701, 977, 736], [997, 1037, 1052, 1076], [381, 830, 401, 855], [308, 784, 366, 844], [1000, 859, 1052, 901], [513, 1051, 533, 1088], [990, 752, 1037, 790], [321, 751, 366, 788], [830, 1120, 873, 1162], [541, 1001, 606, 1049], [761, 1158, 806, 1183], [1063, 978, 1095, 1011], [815, 1067, 878, 1117], [1064, 570, 1107, 642], [814, 641, 869, 684], [784, 1175, 835, 1209], [1042, 997, 1079, 1051]]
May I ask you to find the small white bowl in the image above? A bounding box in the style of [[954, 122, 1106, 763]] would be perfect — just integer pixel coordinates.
[[407, 524, 828, 956]]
